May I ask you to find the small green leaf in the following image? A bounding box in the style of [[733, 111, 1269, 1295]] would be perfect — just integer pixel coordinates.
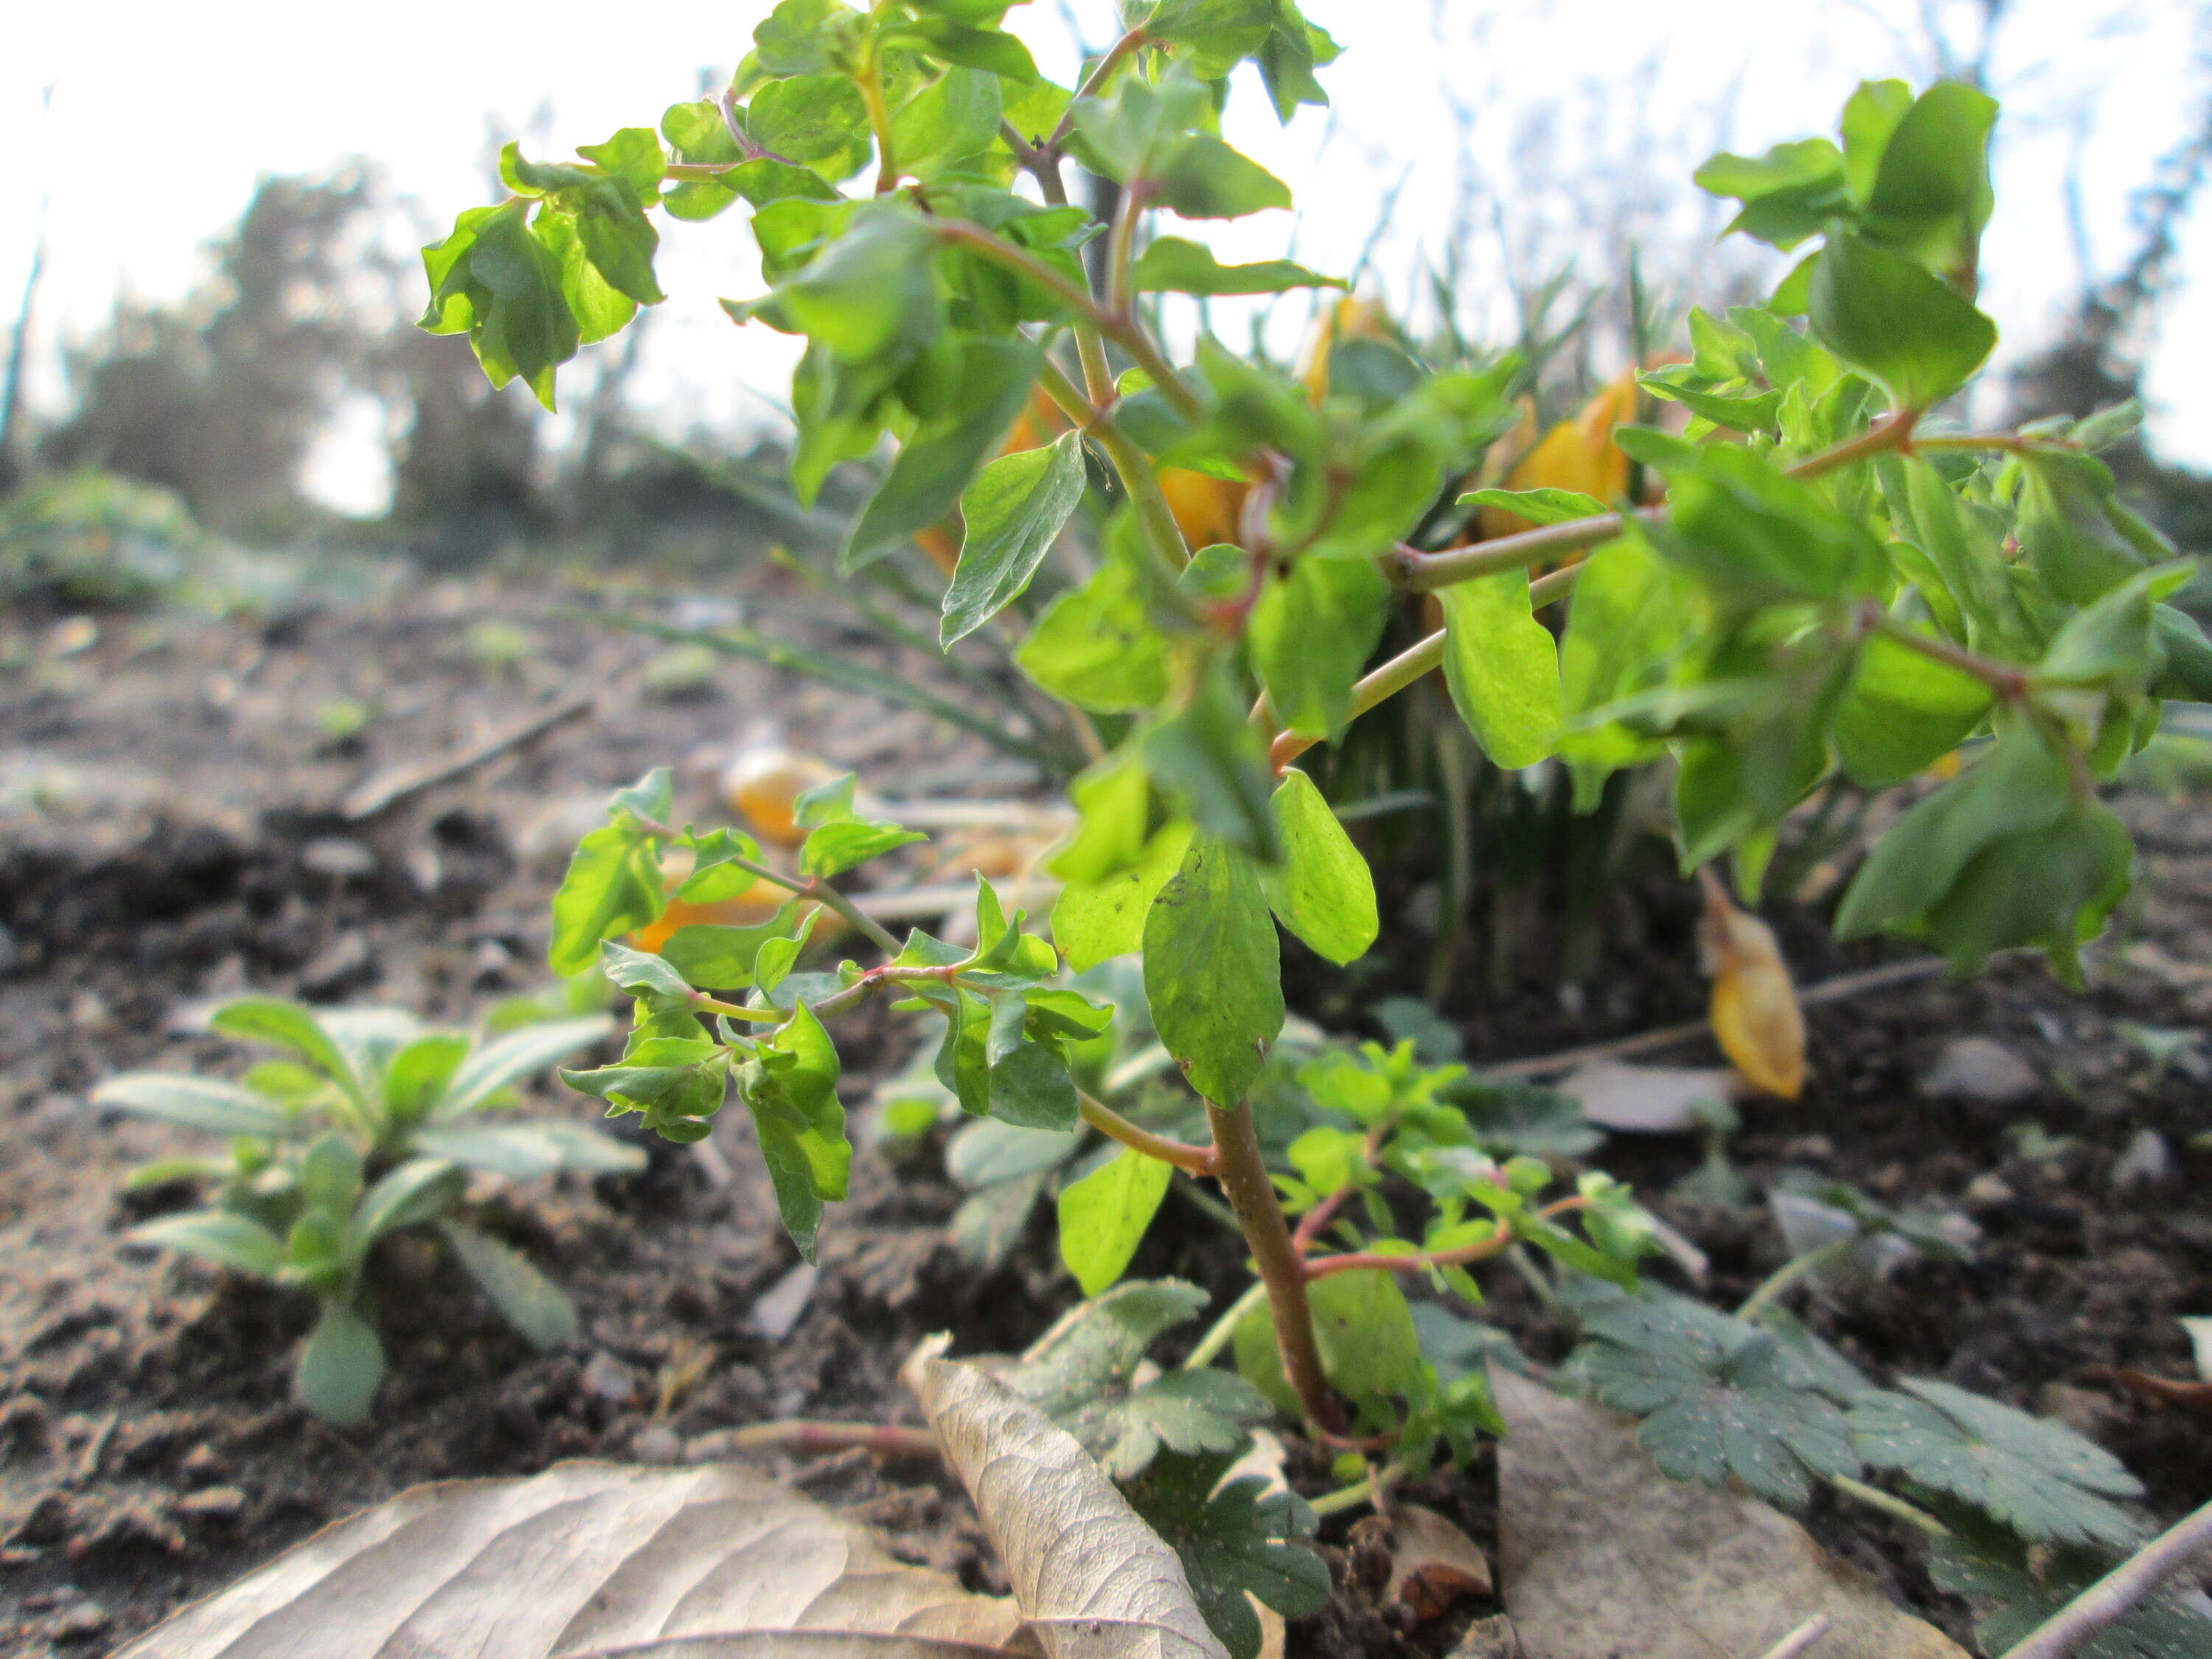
[[1054, 819, 1195, 972], [1017, 552, 1172, 713], [1151, 134, 1293, 219], [1235, 1268, 1423, 1418], [439, 1220, 578, 1351], [1457, 486, 1610, 526], [1858, 83, 1997, 289], [438, 1015, 613, 1119], [1130, 236, 1344, 296], [209, 998, 360, 1098], [1834, 627, 1992, 787], [738, 1004, 850, 1261], [131, 1210, 288, 1279], [747, 74, 872, 177], [1248, 554, 1390, 740], [889, 65, 1003, 183], [349, 1158, 464, 1247], [410, 1121, 646, 1179], [1839, 79, 1913, 202], [1694, 138, 1851, 250], [381, 1034, 472, 1124], [294, 1300, 385, 1425], [1262, 769, 1377, 965], [1439, 568, 1562, 768], [942, 431, 1089, 646], [549, 824, 664, 976], [1057, 1147, 1173, 1295], [1144, 833, 1284, 1107], [93, 1074, 292, 1138]]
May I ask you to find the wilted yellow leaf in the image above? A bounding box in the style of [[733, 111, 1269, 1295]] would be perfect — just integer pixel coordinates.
[[724, 742, 841, 846], [1697, 870, 1806, 1099]]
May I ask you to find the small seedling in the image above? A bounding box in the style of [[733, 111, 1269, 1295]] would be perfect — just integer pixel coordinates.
[[98, 998, 626, 1422]]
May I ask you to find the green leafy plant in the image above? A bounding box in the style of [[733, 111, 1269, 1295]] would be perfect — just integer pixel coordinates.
[[422, 7, 2212, 1649], [97, 998, 625, 1422]]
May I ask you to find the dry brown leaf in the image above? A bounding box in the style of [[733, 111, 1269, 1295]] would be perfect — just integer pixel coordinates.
[[1384, 1504, 1494, 1621], [114, 1461, 1022, 1659], [1557, 1060, 1738, 1133], [905, 1338, 1231, 1659], [2104, 1368, 2212, 1419], [1492, 1365, 1969, 1659]]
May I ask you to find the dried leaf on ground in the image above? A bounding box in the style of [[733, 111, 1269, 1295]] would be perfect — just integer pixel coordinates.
[[113, 1460, 1022, 1658], [1383, 1504, 1494, 1621], [907, 1336, 1234, 1659], [1492, 1364, 1970, 1659], [1698, 878, 1807, 1099], [1556, 1061, 1736, 1133]]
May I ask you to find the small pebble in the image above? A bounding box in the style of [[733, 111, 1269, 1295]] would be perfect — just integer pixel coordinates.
[[748, 1263, 818, 1342], [2110, 1129, 2174, 1189], [1963, 1172, 2016, 1211], [581, 1351, 639, 1405], [632, 1425, 682, 1466], [1919, 1037, 2038, 1105], [300, 837, 378, 880]]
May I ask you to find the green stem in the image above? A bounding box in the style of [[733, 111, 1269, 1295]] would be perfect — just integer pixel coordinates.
[[1404, 512, 1658, 592], [1034, 350, 1195, 585], [1307, 1453, 1421, 1518], [1207, 1098, 1346, 1434], [1105, 181, 1148, 319], [1079, 1089, 1216, 1175], [934, 220, 1201, 418], [1735, 1237, 1857, 1320], [1271, 628, 1446, 771], [1183, 1280, 1267, 1371], [1828, 1473, 1954, 1540], [718, 852, 906, 957], [1046, 27, 1150, 151], [1863, 608, 2031, 701]]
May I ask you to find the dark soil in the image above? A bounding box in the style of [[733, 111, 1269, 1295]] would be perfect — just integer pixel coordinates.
[[3, 580, 2209, 1657]]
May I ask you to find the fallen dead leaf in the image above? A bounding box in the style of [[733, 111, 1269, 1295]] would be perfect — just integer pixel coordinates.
[[113, 1461, 1022, 1658], [2104, 1368, 2212, 1419], [1492, 1365, 1969, 1659], [906, 1336, 1231, 1659], [1557, 1061, 1738, 1133], [1384, 1503, 1494, 1621]]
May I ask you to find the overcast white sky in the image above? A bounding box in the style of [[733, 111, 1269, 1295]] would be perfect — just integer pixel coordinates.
[[1, 1, 2205, 515]]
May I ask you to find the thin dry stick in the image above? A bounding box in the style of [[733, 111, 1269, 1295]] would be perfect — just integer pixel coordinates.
[[341, 695, 594, 820], [707, 1420, 941, 1460], [1478, 955, 1971, 1079], [1998, 1495, 2212, 1659], [1755, 1613, 1834, 1659]]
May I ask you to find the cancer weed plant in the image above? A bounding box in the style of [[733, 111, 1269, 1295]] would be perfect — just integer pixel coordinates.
[[98, 999, 624, 1422], [420, 4, 2212, 1649]]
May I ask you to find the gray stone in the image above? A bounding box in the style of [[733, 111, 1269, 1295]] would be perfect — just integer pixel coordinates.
[[1919, 1037, 2038, 1105]]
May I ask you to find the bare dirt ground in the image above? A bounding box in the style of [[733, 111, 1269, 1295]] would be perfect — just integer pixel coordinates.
[[2, 577, 2209, 1656]]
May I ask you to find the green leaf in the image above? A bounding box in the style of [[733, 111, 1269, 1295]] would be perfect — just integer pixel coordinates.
[[1809, 232, 1996, 410], [779, 201, 944, 362], [1570, 1283, 1861, 1509], [889, 65, 1003, 182], [92, 1074, 292, 1138], [294, 1300, 384, 1425], [1257, 10, 1337, 121], [1850, 1378, 2143, 1549], [1130, 236, 1343, 296], [738, 1004, 850, 1261], [439, 1220, 578, 1351], [549, 823, 664, 976], [1658, 442, 1888, 605], [1262, 768, 1376, 965], [381, 1034, 471, 1125], [1858, 83, 1997, 289], [437, 1015, 613, 1118], [130, 1210, 288, 1279], [1152, 134, 1293, 219], [411, 1121, 646, 1179], [1248, 554, 1390, 740], [1145, 663, 1281, 860], [1694, 138, 1851, 250], [942, 431, 1089, 646], [349, 1158, 465, 1247], [1057, 1147, 1173, 1295], [417, 200, 580, 410], [1439, 568, 1562, 768], [1017, 548, 1172, 713], [1921, 795, 2132, 982], [747, 74, 872, 177], [1834, 720, 2069, 941], [894, 18, 1040, 82], [792, 775, 928, 879], [655, 914, 799, 991], [1235, 1268, 1423, 1416], [1144, 833, 1284, 1106], [1122, 1449, 1330, 1659], [1006, 1279, 1269, 1478], [2016, 450, 2165, 607], [987, 1034, 1081, 1131], [1457, 486, 1610, 526], [753, 0, 854, 75], [1833, 628, 1992, 787], [1930, 1524, 2212, 1659], [600, 938, 700, 1009], [1839, 79, 1913, 202], [209, 998, 360, 1099], [1054, 818, 1195, 972], [1556, 530, 1697, 787]]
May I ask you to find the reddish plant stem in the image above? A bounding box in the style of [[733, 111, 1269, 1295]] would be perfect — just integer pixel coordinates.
[[1081, 1091, 1216, 1176], [1206, 1099, 1346, 1434]]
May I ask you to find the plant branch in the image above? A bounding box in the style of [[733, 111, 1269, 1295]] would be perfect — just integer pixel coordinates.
[[1183, 1280, 1267, 1371], [1863, 607, 2031, 700], [1307, 1453, 1421, 1519], [1827, 1473, 1955, 1540], [1046, 26, 1150, 151], [1105, 181, 1149, 319], [712, 1419, 940, 1459], [1080, 1089, 1216, 1175], [1998, 1495, 2212, 1659], [1736, 1238, 1857, 1320], [1034, 349, 1196, 582], [719, 854, 907, 957], [1206, 1098, 1346, 1433], [1304, 1200, 1589, 1281], [1271, 628, 1447, 771], [934, 220, 1201, 418], [1402, 512, 1660, 592]]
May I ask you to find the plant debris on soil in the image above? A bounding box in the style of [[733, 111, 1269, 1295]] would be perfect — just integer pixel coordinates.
[[4, 579, 2211, 1657]]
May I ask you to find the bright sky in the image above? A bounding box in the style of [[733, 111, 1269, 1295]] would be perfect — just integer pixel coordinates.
[[1, 1, 2205, 515]]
